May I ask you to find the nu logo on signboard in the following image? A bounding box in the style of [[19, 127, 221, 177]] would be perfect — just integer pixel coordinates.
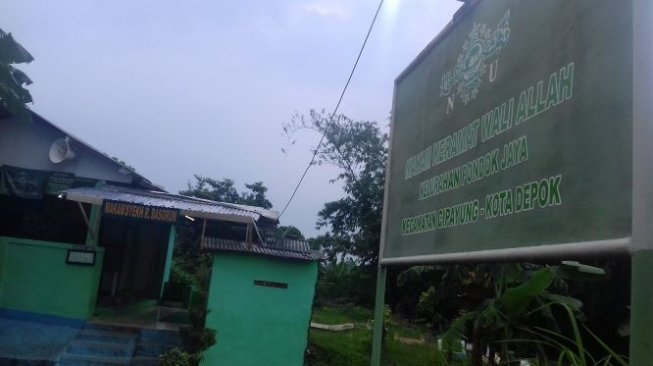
[[441, 9, 511, 112]]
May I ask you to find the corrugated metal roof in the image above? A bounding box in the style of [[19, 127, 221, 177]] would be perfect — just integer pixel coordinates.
[[264, 237, 314, 252], [62, 185, 279, 223], [204, 236, 325, 262]]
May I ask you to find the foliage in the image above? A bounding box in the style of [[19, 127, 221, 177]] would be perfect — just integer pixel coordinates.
[[397, 264, 494, 334], [536, 304, 628, 366], [488, 304, 628, 366], [394, 260, 630, 361], [171, 206, 218, 365], [261, 224, 306, 245], [439, 266, 563, 365], [180, 175, 272, 208], [563, 259, 630, 356], [428, 263, 617, 366], [307, 306, 445, 366], [277, 225, 305, 240], [284, 109, 387, 265], [0, 28, 34, 122], [170, 259, 195, 286], [309, 274, 627, 366], [178, 253, 217, 366], [313, 259, 376, 308], [284, 109, 386, 309], [159, 348, 192, 366], [307, 327, 372, 366], [240, 181, 273, 209], [312, 305, 372, 325], [110, 156, 136, 173], [416, 286, 446, 331], [383, 304, 393, 330]]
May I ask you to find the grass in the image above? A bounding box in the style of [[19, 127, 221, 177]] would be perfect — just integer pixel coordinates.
[[308, 304, 628, 366], [311, 305, 372, 325], [308, 326, 443, 366], [307, 306, 449, 366], [392, 322, 429, 339], [308, 326, 372, 366]]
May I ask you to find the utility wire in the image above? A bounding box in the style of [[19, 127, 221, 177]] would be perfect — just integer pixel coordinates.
[[278, 0, 385, 219]]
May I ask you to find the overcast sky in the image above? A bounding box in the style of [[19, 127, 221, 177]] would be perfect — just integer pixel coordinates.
[[2, 0, 461, 237]]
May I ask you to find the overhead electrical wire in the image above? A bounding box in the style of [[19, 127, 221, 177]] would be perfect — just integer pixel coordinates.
[[278, 0, 385, 219]]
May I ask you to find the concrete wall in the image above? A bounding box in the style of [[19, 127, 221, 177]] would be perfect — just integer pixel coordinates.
[[203, 254, 318, 366], [0, 236, 104, 320], [0, 116, 133, 184]]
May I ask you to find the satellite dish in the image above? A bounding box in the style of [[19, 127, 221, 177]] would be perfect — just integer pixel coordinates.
[[48, 137, 76, 163]]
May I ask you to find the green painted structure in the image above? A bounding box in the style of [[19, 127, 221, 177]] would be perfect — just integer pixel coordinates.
[[0, 236, 104, 320], [161, 225, 177, 297], [1, 108, 322, 366], [202, 253, 318, 366], [0, 107, 169, 323]]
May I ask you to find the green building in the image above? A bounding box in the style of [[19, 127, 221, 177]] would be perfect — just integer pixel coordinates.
[[201, 237, 322, 366], [0, 107, 165, 323]]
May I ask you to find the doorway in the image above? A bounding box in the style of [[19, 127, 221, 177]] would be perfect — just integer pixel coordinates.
[[96, 217, 169, 307]]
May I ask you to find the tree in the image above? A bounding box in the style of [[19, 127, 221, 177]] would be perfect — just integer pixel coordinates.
[[0, 28, 34, 122], [180, 175, 272, 209], [174, 176, 276, 365], [284, 109, 387, 265], [284, 109, 387, 307], [240, 181, 273, 209], [277, 225, 305, 240]]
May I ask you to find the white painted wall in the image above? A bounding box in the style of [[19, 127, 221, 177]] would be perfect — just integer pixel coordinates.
[[0, 116, 133, 184]]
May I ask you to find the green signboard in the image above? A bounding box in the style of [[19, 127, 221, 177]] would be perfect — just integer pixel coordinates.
[[0, 165, 47, 199], [382, 0, 633, 262], [45, 172, 76, 195]]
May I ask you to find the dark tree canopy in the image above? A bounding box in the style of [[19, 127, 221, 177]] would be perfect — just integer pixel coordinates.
[[0, 28, 34, 122], [284, 109, 388, 265], [277, 225, 305, 240], [180, 176, 272, 209], [240, 181, 273, 209]]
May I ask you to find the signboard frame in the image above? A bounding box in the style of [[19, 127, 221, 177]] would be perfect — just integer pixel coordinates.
[[380, 0, 637, 265], [371, 0, 653, 365]]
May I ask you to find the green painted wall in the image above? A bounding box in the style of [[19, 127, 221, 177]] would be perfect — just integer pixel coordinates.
[[202, 254, 318, 366], [0, 236, 104, 320], [160, 225, 176, 298]]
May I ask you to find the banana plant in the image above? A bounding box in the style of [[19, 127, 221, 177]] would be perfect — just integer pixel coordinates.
[[398, 262, 606, 365]]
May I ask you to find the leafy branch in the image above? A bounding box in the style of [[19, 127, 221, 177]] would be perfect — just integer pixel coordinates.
[[0, 28, 34, 122]]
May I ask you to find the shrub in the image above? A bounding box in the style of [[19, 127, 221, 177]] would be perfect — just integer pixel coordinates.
[[160, 348, 191, 366]]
